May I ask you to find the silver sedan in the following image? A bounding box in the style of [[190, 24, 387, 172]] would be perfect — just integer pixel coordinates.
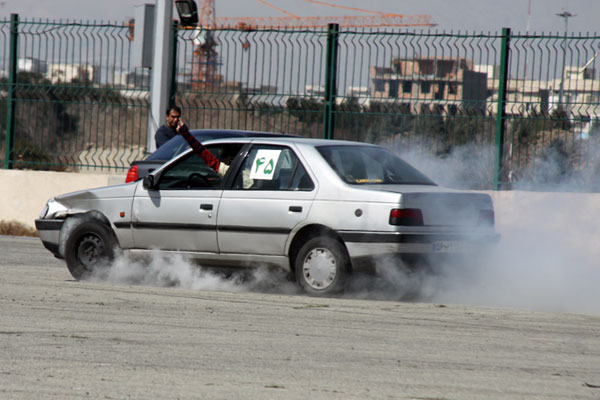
[[36, 137, 499, 295]]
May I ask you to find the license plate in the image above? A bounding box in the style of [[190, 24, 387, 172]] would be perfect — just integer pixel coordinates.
[[432, 241, 468, 253]]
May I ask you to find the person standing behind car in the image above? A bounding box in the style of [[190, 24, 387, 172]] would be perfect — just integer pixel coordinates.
[[154, 105, 183, 149]]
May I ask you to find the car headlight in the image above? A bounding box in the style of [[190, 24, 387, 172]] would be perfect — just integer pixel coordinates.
[[39, 203, 49, 219], [42, 198, 69, 219]]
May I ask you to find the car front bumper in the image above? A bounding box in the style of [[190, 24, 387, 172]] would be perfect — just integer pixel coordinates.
[[35, 219, 64, 258]]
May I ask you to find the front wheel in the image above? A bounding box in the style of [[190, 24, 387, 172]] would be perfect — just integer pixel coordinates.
[[64, 220, 118, 280], [294, 237, 350, 296]]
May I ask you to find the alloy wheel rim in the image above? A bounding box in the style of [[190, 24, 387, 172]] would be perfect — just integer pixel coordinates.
[[302, 247, 337, 290]]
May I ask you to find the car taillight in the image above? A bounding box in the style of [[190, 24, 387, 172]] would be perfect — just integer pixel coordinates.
[[478, 209, 495, 226], [389, 208, 424, 226], [125, 165, 139, 183]]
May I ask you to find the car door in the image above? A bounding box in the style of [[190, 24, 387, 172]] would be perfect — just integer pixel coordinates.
[[131, 150, 224, 252], [217, 144, 316, 256]]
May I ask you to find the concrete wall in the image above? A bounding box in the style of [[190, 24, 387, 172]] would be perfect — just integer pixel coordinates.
[[1, 170, 124, 228], [2, 170, 599, 243]]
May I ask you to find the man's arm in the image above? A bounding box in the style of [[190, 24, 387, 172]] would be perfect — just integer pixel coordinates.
[[176, 122, 222, 173]]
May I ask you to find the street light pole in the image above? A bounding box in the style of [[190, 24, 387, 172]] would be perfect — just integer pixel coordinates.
[[556, 10, 575, 106]]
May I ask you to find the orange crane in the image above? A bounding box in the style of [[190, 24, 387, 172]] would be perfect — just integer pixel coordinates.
[[192, 0, 437, 89], [208, 0, 436, 29], [192, 0, 218, 87]]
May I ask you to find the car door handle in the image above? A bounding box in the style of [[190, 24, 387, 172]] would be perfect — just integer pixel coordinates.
[[200, 204, 213, 211], [289, 206, 302, 213]]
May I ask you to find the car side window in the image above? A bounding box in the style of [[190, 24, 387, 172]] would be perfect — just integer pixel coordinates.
[[232, 145, 314, 191], [156, 143, 242, 190], [157, 152, 221, 190]]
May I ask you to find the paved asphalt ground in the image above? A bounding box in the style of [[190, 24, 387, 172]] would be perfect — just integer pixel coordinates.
[[1, 235, 600, 399]]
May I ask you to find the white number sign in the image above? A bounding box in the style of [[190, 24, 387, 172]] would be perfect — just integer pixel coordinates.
[[249, 149, 281, 180]]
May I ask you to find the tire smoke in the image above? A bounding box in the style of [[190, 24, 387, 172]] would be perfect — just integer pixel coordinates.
[[90, 251, 300, 294], [398, 144, 600, 315]]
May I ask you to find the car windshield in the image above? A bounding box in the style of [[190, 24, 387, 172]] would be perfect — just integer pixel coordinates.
[[317, 144, 436, 186]]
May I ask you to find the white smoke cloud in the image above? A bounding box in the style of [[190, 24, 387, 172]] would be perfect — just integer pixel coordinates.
[[399, 141, 495, 190], [396, 143, 600, 315], [90, 251, 300, 294], [423, 210, 600, 315]]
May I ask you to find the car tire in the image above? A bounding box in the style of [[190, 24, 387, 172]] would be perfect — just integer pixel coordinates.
[[294, 236, 350, 296], [64, 220, 118, 280]]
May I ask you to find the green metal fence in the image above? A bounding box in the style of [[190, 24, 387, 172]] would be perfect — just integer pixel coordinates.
[[0, 16, 148, 172], [2, 15, 600, 191], [499, 30, 600, 191], [175, 26, 600, 190]]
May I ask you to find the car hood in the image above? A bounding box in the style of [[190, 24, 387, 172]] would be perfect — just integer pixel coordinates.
[[54, 182, 138, 203]]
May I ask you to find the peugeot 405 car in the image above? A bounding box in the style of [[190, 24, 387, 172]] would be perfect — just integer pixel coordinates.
[[36, 136, 499, 296]]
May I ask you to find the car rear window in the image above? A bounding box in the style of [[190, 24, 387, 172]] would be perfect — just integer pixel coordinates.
[[316, 144, 436, 185]]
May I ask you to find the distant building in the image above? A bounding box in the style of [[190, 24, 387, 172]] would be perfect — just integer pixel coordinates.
[[46, 63, 99, 84], [548, 66, 600, 119], [565, 65, 596, 81], [347, 86, 369, 97], [241, 83, 278, 95], [303, 85, 370, 106], [18, 57, 47, 74], [370, 57, 487, 113], [110, 69, 131, 88], [121, 68, 151, 89], [304, 85, 326, 97], [474, 64, 498, 81]]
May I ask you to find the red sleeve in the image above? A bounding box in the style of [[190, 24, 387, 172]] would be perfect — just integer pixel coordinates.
[[177, 125, 221, 173]]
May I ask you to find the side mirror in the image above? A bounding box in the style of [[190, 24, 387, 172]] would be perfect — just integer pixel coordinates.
[[143, 174, 156, 190]]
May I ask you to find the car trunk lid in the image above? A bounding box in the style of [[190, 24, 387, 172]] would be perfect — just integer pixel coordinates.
[[401, 192, 493, 227]]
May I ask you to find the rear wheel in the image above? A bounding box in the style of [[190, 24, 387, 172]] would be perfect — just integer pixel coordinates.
[[64, 220, 118, 280], [294, 237, 350, 296]]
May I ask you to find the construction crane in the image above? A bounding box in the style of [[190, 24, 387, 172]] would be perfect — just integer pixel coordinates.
[[202, 0, 437, 29], [192, 0, 218, 88], [192, 0, 437, 89]]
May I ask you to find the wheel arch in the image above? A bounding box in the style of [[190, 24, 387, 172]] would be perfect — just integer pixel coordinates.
[[288, 224, 350, 273], [58, 210, 120, 257]]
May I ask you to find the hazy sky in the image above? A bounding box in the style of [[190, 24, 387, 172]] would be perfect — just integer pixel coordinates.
[[1, 0, 598, 33]]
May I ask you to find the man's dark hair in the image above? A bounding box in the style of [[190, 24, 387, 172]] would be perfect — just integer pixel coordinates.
[[165, 105, 181, 115]]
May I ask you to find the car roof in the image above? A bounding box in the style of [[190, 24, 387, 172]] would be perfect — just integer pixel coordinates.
[[191, 129, 290, 137], [186, 135, 381, 150]]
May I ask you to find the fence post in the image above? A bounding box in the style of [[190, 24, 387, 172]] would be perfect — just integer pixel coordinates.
[[323, 23, 339, 140], [494, 27, 511, 190], [4, 13, 18, 170]]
